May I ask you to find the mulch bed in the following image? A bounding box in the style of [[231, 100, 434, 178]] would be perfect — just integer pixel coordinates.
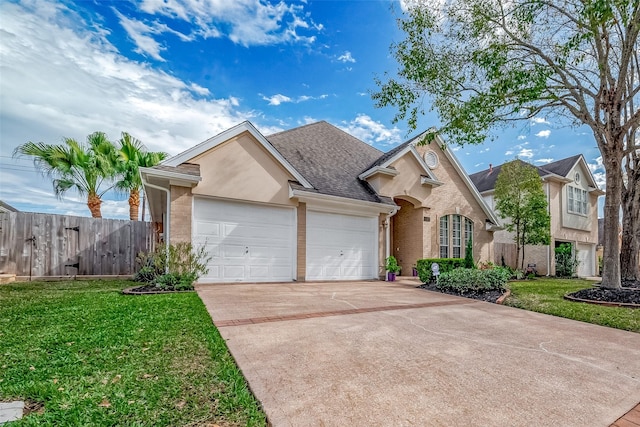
[[122, 285, 194, 295], [418, 282, 504, 303], [566, 279, 640, 307]]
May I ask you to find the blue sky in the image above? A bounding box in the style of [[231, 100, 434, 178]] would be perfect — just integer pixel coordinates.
[[0, 0, 605, 218]]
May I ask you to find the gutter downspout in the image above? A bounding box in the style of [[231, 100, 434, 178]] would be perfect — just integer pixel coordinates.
[[142, 178, 170, 274], [385, 206, 400, 280]]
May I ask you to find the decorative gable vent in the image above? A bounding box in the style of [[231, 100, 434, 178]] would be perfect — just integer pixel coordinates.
[[424, 151, 439, 169], [575, 172, 581, 183]]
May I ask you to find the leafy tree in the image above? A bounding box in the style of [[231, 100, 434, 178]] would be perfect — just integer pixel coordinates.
[[374, 0, 639, 288], [14, 132, 116, 218], [115, 132, 167, 221], [494, 160, 551, 270]]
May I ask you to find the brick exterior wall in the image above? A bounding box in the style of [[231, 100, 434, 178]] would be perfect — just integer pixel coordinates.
[[170, 186, 193, 244], [296, 202, 306, 281], [392, 198, 424, 273]]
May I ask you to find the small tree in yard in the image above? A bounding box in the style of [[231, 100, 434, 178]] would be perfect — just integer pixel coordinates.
[[494, 160, 551, 270], [374, 0, 639, 288], [464, 238, 474, 268]]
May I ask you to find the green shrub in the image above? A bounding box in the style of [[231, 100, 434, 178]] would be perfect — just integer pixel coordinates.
[[555, 243, 578, 278], [135, 242, 211, 291], [386, 256, 401, 273], [436, 267, 511, 294], [416, 258, 465, 283]]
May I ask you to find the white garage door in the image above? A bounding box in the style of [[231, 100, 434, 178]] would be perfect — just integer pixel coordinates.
[[576, 243, 595, 277], [193, 198, 295, 283], [306, 211, 378, 281]]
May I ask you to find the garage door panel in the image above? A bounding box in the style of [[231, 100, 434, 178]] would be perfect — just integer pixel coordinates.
[[306, 211, 377, 281], [194, 198, 295, 283]]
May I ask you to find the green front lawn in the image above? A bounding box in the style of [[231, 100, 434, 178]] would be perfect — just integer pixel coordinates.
[[505, 278, 640, 333], [0, 280, 266, 426]]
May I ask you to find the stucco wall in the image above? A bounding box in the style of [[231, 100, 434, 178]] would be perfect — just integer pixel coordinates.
[[189, 131, 297, 207]]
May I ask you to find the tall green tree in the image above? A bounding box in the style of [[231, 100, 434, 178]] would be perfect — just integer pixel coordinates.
[[14, 132, 116, 218], [374, 0, 639, 288], [115, 132, 167, 221], [494, 160, 551, 270]]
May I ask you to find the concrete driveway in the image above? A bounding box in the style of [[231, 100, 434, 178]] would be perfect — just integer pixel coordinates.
[[196, 279, 640, 427]]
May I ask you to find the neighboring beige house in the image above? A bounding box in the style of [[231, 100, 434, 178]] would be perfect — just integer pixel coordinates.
[[142, 121, 500, 283], [470, 155, 604, 277]]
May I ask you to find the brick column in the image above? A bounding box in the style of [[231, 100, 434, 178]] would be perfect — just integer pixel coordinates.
[[170, 186, 193, 244], [296, 203, 306, 281]]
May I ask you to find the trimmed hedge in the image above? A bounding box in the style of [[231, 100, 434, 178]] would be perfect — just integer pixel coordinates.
[[416, 258, 465, 283], [436, 267, 511, 294]]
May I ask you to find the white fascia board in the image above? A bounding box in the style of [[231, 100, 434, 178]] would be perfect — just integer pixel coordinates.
[[358, 166, 399, 180], [139, 166, 201, 184], [542, 173, 572, 183], [290, 187, 397, 216], [162, 121, 313, 189], [435, 134, 502, 226]]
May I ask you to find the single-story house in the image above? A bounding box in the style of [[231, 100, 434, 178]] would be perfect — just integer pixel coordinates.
[[470, 155, 604, 277], [142, 121, 500, 283]]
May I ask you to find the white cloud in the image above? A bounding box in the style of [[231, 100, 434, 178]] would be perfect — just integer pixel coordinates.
[[517, 135, 526, 140], [451, 146, 462, 151], [261, 93, 328, 105], [505, 150, 514, 156], [337, 51, 356, 63], [534, 158, 554, 163], [535, 129, 551, 138], [479, 147, 490, 153], [338, 114, 402, 145], [518, 148, 534, 159], [530, 117, 550, 125], [0, 0, 253, 218], [137, 0, 322, 48], [588, 156, 606, 189], [262, 94, 292, 106]]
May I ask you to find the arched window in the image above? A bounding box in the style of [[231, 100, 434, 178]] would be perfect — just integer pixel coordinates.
[[439, 215, 474, 259]]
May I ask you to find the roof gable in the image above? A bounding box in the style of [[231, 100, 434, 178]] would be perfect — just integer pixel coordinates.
[[162, 121, 312, 188], [360, 132, 441, 184]]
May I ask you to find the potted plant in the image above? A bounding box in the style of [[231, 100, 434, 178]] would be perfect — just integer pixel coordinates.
[[386, 256, 401, 281]]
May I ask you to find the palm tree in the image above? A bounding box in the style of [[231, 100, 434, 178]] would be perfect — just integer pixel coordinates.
[[116, 132, 167, 221], [14, 132, 116, 218]]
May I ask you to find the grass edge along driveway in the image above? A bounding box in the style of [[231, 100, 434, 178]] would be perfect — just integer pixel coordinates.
[[505, 278, 640, 333], [0, 280, 266, 426]]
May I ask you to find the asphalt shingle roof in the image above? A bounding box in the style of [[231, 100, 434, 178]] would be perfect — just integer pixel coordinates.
[[267, 121, 391, 204], [154, 163, 201, 177], [469, 155, 581, 193]]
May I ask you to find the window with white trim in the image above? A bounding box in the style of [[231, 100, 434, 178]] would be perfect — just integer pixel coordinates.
[[439, 215, 474, 258], [567, 186, 588, 215], [439, 216, 449, 258]]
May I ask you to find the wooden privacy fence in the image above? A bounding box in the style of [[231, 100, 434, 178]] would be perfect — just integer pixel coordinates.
[[494, 242, 518, 268], [0, 212, 155, 277]]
